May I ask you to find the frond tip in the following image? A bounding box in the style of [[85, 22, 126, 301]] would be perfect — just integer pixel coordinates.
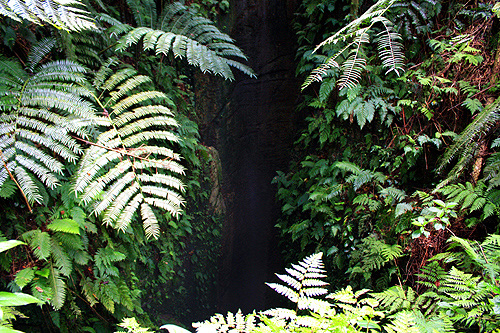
[[267, 252, 329, 312], [116, 2, 256, 80]]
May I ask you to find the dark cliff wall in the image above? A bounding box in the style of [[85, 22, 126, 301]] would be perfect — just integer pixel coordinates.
[[196, 0, 301, 314]]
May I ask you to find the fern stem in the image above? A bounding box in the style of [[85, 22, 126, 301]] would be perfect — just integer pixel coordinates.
[[71, 135, 174, 164], [0, 149, 32, 213]]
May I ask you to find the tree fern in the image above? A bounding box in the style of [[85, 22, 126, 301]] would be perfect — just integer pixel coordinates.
[[116, 2, 255, 80], [0, 0, 96, 31], [0, 56, 95, 207], [74, 60, 185, 239]]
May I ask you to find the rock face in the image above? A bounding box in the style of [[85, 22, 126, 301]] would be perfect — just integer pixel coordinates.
[[203, 0, 301, 313]]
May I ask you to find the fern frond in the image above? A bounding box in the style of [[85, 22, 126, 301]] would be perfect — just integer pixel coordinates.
[[0, 0, 96, 31], [437, 98, 500, 185], [267, 253, 327, 305], [384, 310, 420, 333], [27, 37, 57, 71], [49, 266, 66, 310], [305, 0, 403, 90], [117, 27, 253, 80], [75, 62, 185, 239], [371, 286, 418, 313], [46, 219, 80, 234], [22, 230, 51, 260], [116, 2, 255, 80], [193, 310, 258, 333], [375, 16, 404, 75], [50, 239, 72, 277], [339, 39, 368, 90], [0, 58, 95, 204]]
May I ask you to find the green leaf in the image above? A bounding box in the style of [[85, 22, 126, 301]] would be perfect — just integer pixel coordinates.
[[35, 268, 50, 278], [0, 292, 42, 306], [22, 231, 51, 260], [0, 179, 17, 199], [14, 268, 35, 289], [0, 325, 25, 333], [0, 240, 24, 253], [46, 219, 80, 234]]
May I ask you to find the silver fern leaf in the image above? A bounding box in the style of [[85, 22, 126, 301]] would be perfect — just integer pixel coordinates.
[[267, 252, 328, 311], [0, 58, 94, 206], [74, 61, 185, 239], [0, 0, 96, 31]]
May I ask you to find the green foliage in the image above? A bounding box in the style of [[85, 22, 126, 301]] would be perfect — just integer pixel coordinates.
[[437, 98, 500, 187], [436, 181, 500, 222], [348, 236, 404, 288], [0, 57, 94, 206], [0, 240, 42, 332], [116, 317, 153, 333], [411, 199, 458, 238], [390, 0, 441, 38], [0, 0, 96, 31], [334, 83, 397, 128], [74, 60, 185, 239], [303, 0, 404, 90], [116, 2, 255, 80], [194, 252, 470, 332]]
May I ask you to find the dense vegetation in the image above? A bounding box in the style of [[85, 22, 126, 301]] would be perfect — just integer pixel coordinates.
[[0, 0, 499, 332], [0, 0, 248, 331]]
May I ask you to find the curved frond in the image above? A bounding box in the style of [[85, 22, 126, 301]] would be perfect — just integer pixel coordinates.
[[116, 2, 256, 80], [305, 0, 405, 91], [267, 253, 328, 305], [27, 37, 57, 71]]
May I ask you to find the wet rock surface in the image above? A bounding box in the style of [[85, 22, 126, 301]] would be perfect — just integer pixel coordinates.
[[213, 0, 301, 313]]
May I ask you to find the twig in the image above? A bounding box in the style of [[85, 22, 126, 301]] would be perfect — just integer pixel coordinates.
[[0, 149, 32, 213], [71, 135, 175, 164]]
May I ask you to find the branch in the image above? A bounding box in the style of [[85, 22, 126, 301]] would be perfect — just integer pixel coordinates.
[[0, 149, 32, 213]]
